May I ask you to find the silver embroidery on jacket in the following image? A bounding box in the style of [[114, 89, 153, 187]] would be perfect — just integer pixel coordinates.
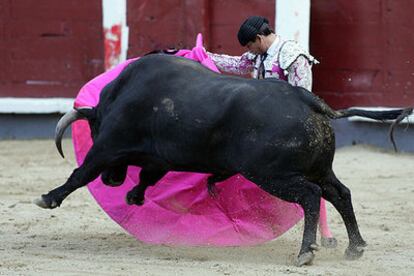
[[279, 40, 319, 70]]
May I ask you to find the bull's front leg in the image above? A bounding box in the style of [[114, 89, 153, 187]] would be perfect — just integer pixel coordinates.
[[34, 146, 111, 209], [126, 165, 167, 206], [101, 165, 128, 187]]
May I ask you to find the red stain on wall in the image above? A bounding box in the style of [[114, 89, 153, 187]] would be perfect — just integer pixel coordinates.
[[104, 24, 122, 70]]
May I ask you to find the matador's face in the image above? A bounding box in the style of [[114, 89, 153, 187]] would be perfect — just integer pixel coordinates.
[[246, 36, 266, 55]]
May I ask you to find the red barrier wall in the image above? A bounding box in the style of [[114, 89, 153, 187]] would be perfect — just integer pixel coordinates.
[[311, 0, 414, 108], [1, 0, 413, 109], [0, 0, 104, 98], [126, 0, 275, 56]]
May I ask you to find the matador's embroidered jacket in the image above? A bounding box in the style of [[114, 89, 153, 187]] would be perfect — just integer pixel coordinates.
[[207, 36, 319, 91]]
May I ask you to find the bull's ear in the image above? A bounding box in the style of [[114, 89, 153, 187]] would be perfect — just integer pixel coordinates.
[[75, 107, 96, 120]]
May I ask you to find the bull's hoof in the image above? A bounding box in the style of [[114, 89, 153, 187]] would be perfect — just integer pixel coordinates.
[[345, 246, 364, 260], [126, 191, 144, 206], [33, 195, 59, 209], [321, 237, 338, 248], [358, 240, 368, 247], [310, 243, 320, 251], [294, 252, 315, 267]]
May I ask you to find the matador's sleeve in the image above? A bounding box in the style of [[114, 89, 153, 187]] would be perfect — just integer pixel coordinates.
[[207, 51, 256, 75]]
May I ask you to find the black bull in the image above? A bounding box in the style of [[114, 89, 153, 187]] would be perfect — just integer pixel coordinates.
[[35, 54, 412, 266]]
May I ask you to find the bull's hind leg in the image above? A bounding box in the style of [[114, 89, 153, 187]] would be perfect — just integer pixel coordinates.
[[101, 165, 128, 187], [321, 171, 367, 260], [251, 176, 322, 266], [126, 165, 167, 206], [34, 144, 119, 209]]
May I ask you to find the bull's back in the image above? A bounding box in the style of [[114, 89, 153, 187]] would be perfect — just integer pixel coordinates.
[[98, 55, 335, 175]]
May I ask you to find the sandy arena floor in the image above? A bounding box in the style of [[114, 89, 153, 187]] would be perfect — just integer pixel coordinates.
[[0, 139, 413, 275]]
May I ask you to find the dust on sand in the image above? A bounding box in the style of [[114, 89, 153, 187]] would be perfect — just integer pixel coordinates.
[[1, 139, 414, 275]]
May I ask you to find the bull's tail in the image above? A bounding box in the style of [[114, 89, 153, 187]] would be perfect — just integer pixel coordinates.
[[327, 106, 413, 152], [55, 107, 97, 158], [389, 108, 413, 152], [333, 108, 412, 121], [302, 93, 413, 152]]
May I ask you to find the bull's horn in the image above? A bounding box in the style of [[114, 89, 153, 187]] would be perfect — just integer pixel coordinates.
[[55, 107, 91, 158]]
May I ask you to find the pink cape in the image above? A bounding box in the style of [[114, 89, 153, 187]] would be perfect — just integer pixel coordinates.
[[72, 34, 304, 246]]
